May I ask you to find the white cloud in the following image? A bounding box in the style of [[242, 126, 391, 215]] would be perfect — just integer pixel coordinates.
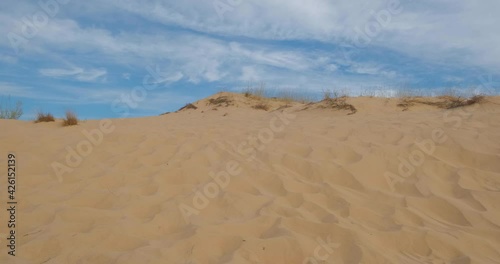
[[325, 64, 339, 72], [240, 66, 260, 82]]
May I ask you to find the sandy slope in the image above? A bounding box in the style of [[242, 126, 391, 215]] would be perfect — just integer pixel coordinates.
[[1, 93, 500, 264]]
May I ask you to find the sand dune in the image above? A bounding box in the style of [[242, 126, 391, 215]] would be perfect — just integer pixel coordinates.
[[1, 93, 500, 263]]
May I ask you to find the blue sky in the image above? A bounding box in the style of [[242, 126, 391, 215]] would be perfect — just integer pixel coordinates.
[[1, 0, 499, 120]]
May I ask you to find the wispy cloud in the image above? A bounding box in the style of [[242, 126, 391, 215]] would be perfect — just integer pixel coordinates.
[[88, 0, 500, 70], [39, 67, 107, 82], [0, 54, 17, 64], [0, 82, 76, 103], [348, 63, 397, 78]]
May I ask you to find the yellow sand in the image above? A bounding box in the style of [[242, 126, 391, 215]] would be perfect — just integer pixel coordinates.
[[1, 93, 500, 263]]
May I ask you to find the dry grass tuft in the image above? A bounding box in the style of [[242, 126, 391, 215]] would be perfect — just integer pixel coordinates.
[[397, 93, 485, 111], [321, 90, 357, 115], [62, 111, 78, 126], [441, 95, 485, 109], [273, 90, 315, 104], [243, 82, 266, 99], [243, 83, 316, 105], [208, 96, 233, 107], [35, 111, 55, 123], [397, 98, 415, 111], [178, 103, 198, 111], [0, 97, 23, 120]]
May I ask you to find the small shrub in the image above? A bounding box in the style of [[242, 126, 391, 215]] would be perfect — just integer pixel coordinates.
[[253, 103, 270, 111], [35, 111, 55, 123], [62, 111, 78, 126], [0, 97, 23, 119]]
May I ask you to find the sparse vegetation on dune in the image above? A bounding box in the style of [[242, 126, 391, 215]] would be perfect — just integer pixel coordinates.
[[397, 88, 486, 111], [160, 87, 493, 116], [242, 83, 315, 103], [272, 90, 316, 104], [62, 111, 79, 126], [0, 97, 23, 120], [177, 103, 198, 112], [35, 111, 55, 123]]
